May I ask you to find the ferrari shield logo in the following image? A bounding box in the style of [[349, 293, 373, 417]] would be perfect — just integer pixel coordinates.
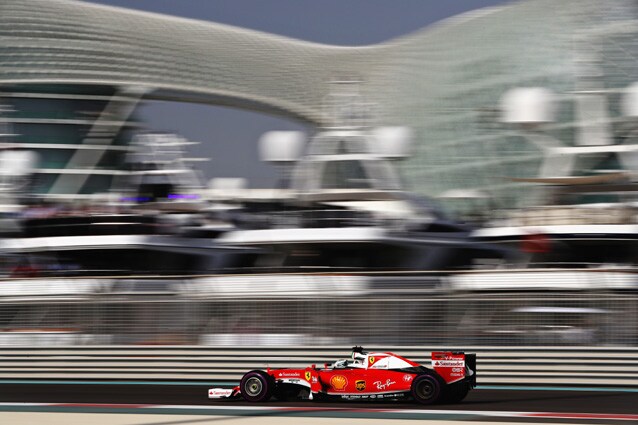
[[355, 380, 366, 391], [305, 371, 311, 381], [368, 356, 375, 365]]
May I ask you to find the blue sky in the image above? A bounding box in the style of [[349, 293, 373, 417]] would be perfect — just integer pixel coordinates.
[[87, 0, 507, 187]]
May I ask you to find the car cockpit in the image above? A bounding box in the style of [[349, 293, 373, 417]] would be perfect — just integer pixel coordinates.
[[331, 346, 368, 369]]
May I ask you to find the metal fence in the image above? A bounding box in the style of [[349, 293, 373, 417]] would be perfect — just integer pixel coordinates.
[[0, 272, 636, 346], [1, 346, 637, 386]]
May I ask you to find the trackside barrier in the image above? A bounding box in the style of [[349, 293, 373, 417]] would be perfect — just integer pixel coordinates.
[[0, 346, 637, 387]]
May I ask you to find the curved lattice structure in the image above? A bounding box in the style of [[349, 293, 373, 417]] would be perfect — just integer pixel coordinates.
[[1, 0, 637, 207], [0, 0, 393, 124]]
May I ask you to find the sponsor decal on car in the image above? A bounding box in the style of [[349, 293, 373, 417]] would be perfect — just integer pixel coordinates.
[[304, 371, 312, 381], [403, 374, 413, 383], [373, 379, 396, 390], [379, 392, 405, 399], [208, 388, 234, 398], [452, 367, 463, 373], [330, 375, 348, 391], [345, 392, 405, 400], [343, 395, 363, 400], [355, 380, 366, 391], [368, 356, 375, 365], [279, 372, 301, 377], [432, 360, 465, 367]]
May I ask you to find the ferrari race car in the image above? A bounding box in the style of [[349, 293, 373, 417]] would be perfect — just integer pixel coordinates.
[[208, 347, 476, 405]]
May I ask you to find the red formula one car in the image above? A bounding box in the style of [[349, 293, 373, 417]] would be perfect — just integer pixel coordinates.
[[208, 347, 476, 405]]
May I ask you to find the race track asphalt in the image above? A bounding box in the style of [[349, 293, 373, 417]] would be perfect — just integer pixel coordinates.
[[0, 382, 636, 414]]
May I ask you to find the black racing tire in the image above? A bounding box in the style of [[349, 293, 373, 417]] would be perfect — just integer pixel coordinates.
[[411, 373, 442, 405], [442, 381, 470, 404], [240, 370, 274, 402]]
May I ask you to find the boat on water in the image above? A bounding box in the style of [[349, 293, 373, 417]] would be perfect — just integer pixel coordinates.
[[468, 84, 638, 269], [472, 172, 638, 269], [0, 133, 255, 279], [210, 125, 512, 273], [0, 88, 518, 345], [5, 83, 635, 347], [0, 84, 513, 278]]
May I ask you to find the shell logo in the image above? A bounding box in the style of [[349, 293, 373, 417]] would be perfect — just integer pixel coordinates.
[[330, 375, 348, 391]]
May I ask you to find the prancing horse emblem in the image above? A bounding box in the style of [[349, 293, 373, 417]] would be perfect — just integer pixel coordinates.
[[368, 356, 375, 365], [305, 371, 312, 381]]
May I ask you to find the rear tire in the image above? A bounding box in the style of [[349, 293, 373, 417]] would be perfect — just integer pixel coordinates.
[[240, 370, 274, 402], [442, 381, 470, 404], [411, 373, 442, 405]]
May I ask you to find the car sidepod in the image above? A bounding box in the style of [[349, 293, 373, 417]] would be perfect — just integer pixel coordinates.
[[318, 368, 414, 401]]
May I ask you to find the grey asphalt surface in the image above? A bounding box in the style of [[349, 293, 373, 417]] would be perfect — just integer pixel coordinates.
[[0, 382, 636, 414]]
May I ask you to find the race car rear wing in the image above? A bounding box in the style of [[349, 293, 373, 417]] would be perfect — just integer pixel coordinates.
[[431, 351, 476, 387]]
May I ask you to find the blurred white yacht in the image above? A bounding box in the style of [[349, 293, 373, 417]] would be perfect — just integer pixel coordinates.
[[0, 133, 254, 278], [470, 85, 638, 269], [208, 86, 512, 273], [473, 175, 638, 268]]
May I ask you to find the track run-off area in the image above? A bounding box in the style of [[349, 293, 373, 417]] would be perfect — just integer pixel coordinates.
[[1, 382, 637, 424]]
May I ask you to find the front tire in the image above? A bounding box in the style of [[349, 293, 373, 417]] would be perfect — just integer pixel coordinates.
[[411, 373, 442, 405], [240, 370, 274, 402]]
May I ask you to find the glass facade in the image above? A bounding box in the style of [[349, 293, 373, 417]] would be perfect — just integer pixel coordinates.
[[1, 0, 637, 206], [367, 1, 638, 214], [0, 84, 140, 196]]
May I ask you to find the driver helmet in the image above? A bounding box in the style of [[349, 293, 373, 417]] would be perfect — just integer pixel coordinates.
[[351, 346, 367, 365]]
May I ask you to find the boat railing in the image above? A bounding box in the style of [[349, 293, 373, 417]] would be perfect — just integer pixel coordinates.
[[487, 204, 638, 227], [234, 208, 401, 229]]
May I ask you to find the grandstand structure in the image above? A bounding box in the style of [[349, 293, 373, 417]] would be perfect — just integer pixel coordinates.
[[0, 0, 637, 209]]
